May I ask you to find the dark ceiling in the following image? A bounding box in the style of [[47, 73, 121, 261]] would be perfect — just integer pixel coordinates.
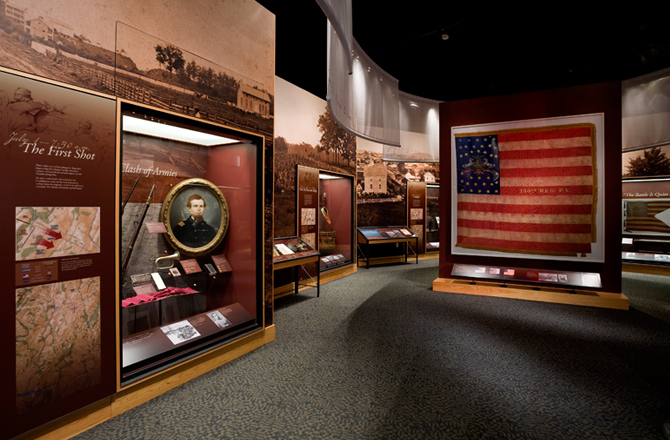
[[256, 1, 670, 102]]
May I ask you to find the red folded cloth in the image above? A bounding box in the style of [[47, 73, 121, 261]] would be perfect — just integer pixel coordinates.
[[122, 287, 198, 308]]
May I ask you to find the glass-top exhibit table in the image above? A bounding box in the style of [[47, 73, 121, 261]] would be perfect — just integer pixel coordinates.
[[273, 236, 320, 296], [357, 226, 419, 269]]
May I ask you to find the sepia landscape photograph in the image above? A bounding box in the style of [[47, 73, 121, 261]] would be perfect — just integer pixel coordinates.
[[0, 0, 274, 134], [274, 77, 356, 236], [357, 137, 440, 227]]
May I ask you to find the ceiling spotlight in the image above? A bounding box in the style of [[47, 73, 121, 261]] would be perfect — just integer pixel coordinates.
[[441, 34, 449, 41]]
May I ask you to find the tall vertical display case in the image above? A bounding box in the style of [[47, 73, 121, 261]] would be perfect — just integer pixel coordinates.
[[295, 166, 355, 273], [318, 171, 355, 270], [426, 184, 440, 251], [622, 178, 670, 266], [407, 181, 426, 253], [119, 102, 265, 384]]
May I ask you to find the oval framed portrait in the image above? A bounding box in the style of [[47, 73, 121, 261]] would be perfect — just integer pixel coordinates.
[[161, 178, 229, 257]]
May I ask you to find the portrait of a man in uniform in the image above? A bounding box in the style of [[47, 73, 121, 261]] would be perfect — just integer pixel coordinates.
[[162, 178, 228, 256], [172, 193, 218, 248]]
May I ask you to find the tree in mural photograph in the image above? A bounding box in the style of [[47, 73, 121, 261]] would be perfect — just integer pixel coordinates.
[[624, 146, 670, 177], [317, 106, 356, 167], [155, 44, 186, 74]]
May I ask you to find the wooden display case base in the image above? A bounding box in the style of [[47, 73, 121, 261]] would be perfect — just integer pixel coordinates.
[[321, 263, 357, 283], [432, 278, 629, 310], [17, 325, 275, 440], [357, 255, 407, 267], [623, 262, 670, 276]]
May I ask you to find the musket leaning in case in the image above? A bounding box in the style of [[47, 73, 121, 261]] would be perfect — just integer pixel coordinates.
[[121, 184, 156, 283], [121, 178, 139, 215]]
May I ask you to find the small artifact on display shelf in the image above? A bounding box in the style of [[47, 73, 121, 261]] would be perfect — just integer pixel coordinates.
[[204, 263, 217, 276], [131, 273, 153, 285], [275, 243, 294, 255]]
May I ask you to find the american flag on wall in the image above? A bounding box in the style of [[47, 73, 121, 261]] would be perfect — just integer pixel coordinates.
[[455, 123, 597, 257], [625, 201, 670, 234]]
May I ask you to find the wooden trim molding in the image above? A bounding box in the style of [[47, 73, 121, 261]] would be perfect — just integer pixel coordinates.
[[433, 278, 629, 310]]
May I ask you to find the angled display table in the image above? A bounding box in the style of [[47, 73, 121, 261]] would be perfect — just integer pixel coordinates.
[[357, 226, 419, 268], [273, 236, 321, 296]]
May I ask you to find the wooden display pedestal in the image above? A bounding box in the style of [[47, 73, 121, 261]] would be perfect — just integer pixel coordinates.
[[623, 262, 670, 276], [433, 278, 629, 310], [357, 254, 407, 267]]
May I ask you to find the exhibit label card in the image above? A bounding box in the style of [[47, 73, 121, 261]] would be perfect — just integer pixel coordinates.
[[145, 222, 168, 233], [211, 254, 232, 273], [180, 259, 202, 274]]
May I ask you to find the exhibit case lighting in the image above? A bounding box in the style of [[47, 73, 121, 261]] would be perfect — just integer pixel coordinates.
[[122, 114, 239, 146]]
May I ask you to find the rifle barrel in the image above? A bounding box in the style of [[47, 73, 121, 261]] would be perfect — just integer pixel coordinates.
[[121, 184, 157, 280]]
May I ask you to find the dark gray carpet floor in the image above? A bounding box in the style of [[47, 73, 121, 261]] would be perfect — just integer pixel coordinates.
[[73, 260, 670, 439]]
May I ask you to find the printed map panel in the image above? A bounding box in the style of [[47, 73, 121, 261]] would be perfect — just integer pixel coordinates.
[[16, 277, 101, 414], [15, 207, 101, 261]]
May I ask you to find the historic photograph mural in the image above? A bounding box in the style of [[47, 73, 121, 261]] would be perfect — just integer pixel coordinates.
[[0, 0, 273, 133], [357, 137, 440, 227], [274, 77, 355, 237]]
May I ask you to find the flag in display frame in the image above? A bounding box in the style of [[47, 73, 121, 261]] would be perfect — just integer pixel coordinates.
[[451, 113, 605, 262]]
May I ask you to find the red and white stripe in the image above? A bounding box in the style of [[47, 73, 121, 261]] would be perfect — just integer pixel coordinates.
[[625, 201, 670, 234], [456, 125, 596, 256]]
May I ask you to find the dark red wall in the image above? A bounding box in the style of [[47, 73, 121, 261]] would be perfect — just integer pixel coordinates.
[[439, 82, 622, 293]]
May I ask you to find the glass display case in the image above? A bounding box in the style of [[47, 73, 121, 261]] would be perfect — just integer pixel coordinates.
[[119, 102, 264, 384], [316, 171, 354, 271], [622, 178, 670, 266], [426, 184, 440, 252]]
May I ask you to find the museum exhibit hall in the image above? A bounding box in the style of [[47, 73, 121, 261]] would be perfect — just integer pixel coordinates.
[[2, 1, 670, 439]]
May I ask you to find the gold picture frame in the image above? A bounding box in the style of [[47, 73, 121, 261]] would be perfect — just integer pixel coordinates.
[[161, 178, 229, 257]]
